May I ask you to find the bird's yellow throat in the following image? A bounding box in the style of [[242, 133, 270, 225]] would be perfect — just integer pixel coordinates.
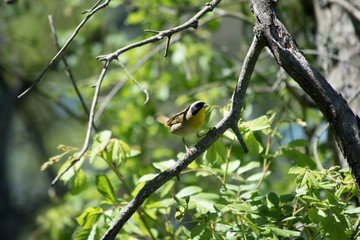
[[187, 107, 206, 129]]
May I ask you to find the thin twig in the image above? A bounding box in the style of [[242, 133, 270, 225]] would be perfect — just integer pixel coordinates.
[[82, 0, 104, 14], [164, 36, 171, 57], [117, 61, 149, 104], [48, 15, 96, 130], [18, 0, 111, 99], [100, 34, 264, 240], [231, 123, 248, 153], [51, 60, 110, 186], [96, 0, 221, 62], [95, 35, 182, 122]]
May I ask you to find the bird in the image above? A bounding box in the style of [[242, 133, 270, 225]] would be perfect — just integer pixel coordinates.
[[156, 101, 209, 150]]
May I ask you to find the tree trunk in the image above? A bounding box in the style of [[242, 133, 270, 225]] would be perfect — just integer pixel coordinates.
[[247, 0, 360, 190]]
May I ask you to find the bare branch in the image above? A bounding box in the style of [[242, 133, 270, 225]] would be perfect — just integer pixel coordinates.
[[48, 15, 95, 130], [100, 35, 264, 240], [17, 0, 111, 99], [117, 61, 149, 105], [51, 60, 110, 186], [96, 0, 222, 62]]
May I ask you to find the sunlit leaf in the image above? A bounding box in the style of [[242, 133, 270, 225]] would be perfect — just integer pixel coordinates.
[[71, 169, 88, 195], [76, 207, 103, 228], [137, 173, 157, 183], [95, 175, 116, 203], [267, 227, 301, 237], [176, 186, 202, 198], [237, 161, 260, 175], [244, 115, 271, 132], [153, 159, 176, 171], [243, 133, 263, 156]]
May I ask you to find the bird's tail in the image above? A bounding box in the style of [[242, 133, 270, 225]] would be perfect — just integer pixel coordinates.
[[155, 115, 169, 125]]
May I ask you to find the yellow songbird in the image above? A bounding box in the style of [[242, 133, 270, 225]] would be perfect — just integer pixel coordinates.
[[156, 101, 209, 150]]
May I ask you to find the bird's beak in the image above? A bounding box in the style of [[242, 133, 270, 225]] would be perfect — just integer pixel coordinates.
[[204, 104, 209, 108]]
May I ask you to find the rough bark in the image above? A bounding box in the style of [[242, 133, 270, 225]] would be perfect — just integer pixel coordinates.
[[247, 0, 360, 190]]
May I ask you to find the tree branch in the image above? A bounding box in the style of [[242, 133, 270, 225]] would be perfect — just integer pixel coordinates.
[[51, 60, 110, 186], [247, 0, 360, 190], [100, 35, 264, 240], [48, 15, 96, 130], [17, 0, 111, 98], [96, 0, 222, 62], [50, 0, 223, 185]]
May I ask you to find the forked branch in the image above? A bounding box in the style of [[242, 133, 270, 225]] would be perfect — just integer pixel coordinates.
[[100, 35, 265, 240], [17, 0, 111, 98], [96, 0, 222, 62]]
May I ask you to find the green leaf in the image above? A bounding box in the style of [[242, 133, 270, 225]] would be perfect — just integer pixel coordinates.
[[153, 159, 176, 171], [176, 186, 202, 198], [191, 223, 207, 239], [204, 139, 226, 164], [268, 227, 301, 237], [214, 139, 227, 162], [279, 193, 295, 203], [241, 214, 260, 236], [199, 229, 212, 240], [288, 166, 306, 174], [287, 139, 308, 148], [76, 207, 103, 228], [104, 139, 130, 165], [245, 115, 271, 132], [95, 175, 116, 203], [74, 227, 91, 240], [221, 160, 240, 172], [190, 193, 219, 213], [243, 133, 263, 156], [74, 226, 100, 240], [268, 192, 279, 206], [213, 231, 225, 240], [228, 203, 252, 212], [237, 161, 260, 175], [308, 208, 322, 224], [282, 148, 316, 169], [160, 180, 175, 198], [345, 207, 360, 214], [205, 143, 217, 164], [326, 190, 341, 205], [137, 173, 157, 183], [247, 171, 269, 182], [95, 130, 112, 143], [71, 169, 88, 195], [60, 157, 85, 183], [321, 215, 347, 240]]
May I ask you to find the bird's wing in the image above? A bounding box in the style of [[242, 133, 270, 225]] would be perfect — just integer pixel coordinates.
[[167, 105, 190, 126]]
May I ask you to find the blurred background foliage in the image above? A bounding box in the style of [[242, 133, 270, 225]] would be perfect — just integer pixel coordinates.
[[1, 0, 360, 239]]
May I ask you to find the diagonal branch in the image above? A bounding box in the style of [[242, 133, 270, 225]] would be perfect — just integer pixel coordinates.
[[48, 15, 96, 130], [51, 60, 110, 186], [17, 0, 111, 99], [247, 0, 360, 191], [96, 0, 222, 62], [100, 34, 265, 240], [117, 61, 149, 104]]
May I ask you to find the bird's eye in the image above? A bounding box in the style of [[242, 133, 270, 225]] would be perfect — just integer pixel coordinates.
[[191, 101, 205, 115]]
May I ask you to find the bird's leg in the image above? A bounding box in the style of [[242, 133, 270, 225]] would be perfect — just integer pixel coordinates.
[[182, 137, 189, 152]]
